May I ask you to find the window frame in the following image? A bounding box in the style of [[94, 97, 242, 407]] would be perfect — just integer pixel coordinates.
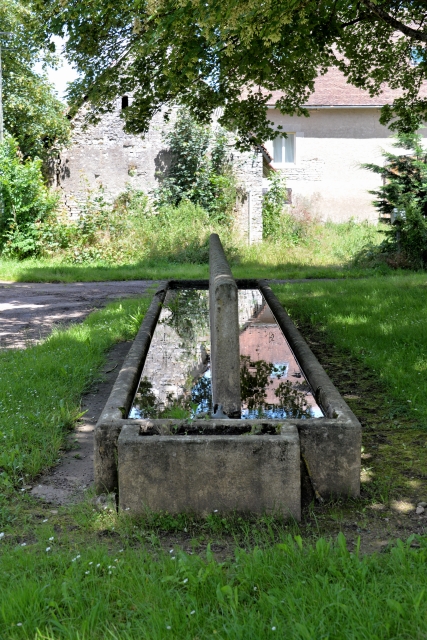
[[271, 132, 296, 166]]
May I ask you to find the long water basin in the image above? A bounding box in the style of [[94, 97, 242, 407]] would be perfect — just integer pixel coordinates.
[[129, 289, 323, 419]]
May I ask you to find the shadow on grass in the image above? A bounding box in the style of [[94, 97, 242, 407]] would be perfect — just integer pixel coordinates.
[[0, 256, 386, 283], [273, 274, 427, 420]]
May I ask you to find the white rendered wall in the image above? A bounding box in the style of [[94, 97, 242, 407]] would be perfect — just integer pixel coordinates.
[[264, 108, 427, 223]]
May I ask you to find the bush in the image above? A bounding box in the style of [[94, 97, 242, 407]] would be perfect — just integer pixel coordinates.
[[0, 137, 59, 259], [262, 172, 308, 245], [362, 133, 427, 268], [154, 109, 237, 224], [39, 184, 236, 265], [37, 184, 152, 264], [392, 197, 427, 268]]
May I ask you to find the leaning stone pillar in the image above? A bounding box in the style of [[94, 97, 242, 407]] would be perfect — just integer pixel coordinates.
[[209, 234, 241, 418]]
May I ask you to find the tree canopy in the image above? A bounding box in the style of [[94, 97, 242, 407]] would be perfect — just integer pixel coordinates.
[[32, 0, 427, 146], [1, 0, 70, 159]]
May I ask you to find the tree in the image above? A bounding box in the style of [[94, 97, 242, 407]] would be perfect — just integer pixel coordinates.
[[363, 133, 427, 220], [363, 133, 427, 268], [31, 0, 427, 146], [0, 136, 59, 258], [1, 0, 69, 159], [154, 109, 236, 223]]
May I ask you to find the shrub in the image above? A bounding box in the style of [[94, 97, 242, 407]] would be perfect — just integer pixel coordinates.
[[38, 184, 153, 264], [392, 196, 427, 268], [0, 137, 59, 259], [362, 133, 427, 268], [154, 109, 237, 224], [39, 183, 235, 265], [263, 172, 309, 245]]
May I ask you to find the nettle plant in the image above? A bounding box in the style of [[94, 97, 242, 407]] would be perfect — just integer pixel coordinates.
[[153, 109, 237, 225]]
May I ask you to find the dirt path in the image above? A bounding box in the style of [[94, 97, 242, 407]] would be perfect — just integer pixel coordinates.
[[30, 341, 132, 505], [0, 280, 153, 349], [0, 279, 153, 504]]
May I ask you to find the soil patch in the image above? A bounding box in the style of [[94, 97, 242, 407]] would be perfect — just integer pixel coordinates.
[[30, 341, 132, 504]]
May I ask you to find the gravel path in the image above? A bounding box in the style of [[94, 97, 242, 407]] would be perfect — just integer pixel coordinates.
[[0, 280, 154, 349], [0, 278, 324, 349]]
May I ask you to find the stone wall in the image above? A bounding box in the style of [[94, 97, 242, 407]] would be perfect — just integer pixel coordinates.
[[230, 145, 263, 243], [56, 100, 263, 240]]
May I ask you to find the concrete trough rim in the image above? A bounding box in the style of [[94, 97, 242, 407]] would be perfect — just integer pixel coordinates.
[[96, 278, 358, 425], [95, 278, 361, 499]]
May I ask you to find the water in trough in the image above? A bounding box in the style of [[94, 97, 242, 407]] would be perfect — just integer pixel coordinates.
[[129, 289, 323, 420]]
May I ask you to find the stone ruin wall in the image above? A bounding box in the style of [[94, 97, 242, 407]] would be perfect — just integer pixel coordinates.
[[53, 100, 263, 241]]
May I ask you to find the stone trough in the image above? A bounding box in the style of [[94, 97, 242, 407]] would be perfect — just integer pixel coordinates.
[[95, 235, 361, 520]]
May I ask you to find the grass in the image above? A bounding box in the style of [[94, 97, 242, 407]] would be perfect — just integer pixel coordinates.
[[1, 527, 427, 639], [0, 220, 386, 282], [2, 253, 427, 637], [0, 295, 151, 494], [272, 273, 427, 425]]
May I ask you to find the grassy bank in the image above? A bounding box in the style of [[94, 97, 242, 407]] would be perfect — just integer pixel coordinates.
[[273, 273, 427, 425], [0, 220, 385, 282], [0, 296, 150, 493]]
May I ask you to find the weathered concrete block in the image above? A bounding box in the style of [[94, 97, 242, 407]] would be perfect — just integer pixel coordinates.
[[297, 420, 361, 499], [94, 283, 168, 493], [209, 234, 241, 418], [96, 278, 361, 508], [118, 424, 301, 519]]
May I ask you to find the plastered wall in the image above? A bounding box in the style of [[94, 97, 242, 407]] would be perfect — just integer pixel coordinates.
[[264, 108, 427, 223]]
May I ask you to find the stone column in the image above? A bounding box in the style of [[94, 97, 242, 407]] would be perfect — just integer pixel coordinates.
[[209, 234, 241, 418]]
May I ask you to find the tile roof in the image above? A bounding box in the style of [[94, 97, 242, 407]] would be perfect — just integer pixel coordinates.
[[266, 67, 426, 107]]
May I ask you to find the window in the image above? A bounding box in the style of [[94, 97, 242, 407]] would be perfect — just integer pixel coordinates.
[[121, 95, 129, 109], [272, 133, 295, 164]]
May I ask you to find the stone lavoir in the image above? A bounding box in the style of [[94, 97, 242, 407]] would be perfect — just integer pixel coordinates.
[[95, 235, 361, 518]]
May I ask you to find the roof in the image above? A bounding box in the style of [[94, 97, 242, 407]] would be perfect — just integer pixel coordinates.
[[266, 67, 422, 108]]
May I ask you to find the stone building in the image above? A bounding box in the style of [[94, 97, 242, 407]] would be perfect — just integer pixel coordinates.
[[54, 99, 264, 242], [54, 71, 427, 229]]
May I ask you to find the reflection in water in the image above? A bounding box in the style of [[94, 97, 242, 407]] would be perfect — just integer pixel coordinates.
[[129, 289, 323, 420], [161, 288, 209, 347], [129, 289, 210, 419], [240, 356, 312, 419]]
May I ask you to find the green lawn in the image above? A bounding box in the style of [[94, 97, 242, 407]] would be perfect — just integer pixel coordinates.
[[0, 220, 387, 282], [2, 272, 427, 638], [0, 255, 377, 282], [272, 273, 427, 426], [1, 531, 427, 639]]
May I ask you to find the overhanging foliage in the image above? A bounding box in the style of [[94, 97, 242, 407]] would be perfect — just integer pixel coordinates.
[[31, 0, 427, 146]]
